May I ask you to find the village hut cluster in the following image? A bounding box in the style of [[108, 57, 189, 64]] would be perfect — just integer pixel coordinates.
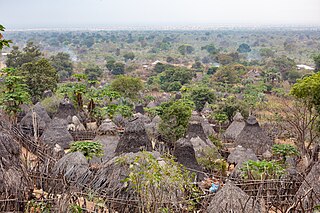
[[0, 97, 319, 212]]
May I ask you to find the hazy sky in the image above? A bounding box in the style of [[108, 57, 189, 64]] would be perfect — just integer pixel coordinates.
[[1, 0, 320, 29]]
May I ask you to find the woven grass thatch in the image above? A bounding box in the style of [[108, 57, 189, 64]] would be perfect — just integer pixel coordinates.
[[295, 162, 320, 210], [202, 118, 216, 138], [227, 146, 258, 165], [133, 112, 151, 124], [187, 111, 208, 141], [0, 131, 32, 208], [224, 112, 245, 142], [134, 104, 145, 114], [54, 97, 77, 119], [147, 100, 157, 108], [19, 102, 51, 136], [113, 114, 128, 128], [92, 119, 120, 163], [189, 136, 218, 158], [207, 181, 261, 213], [40, 118, 74, 149], [235, 115, 273, 155], [173, 138, 202, 172], [115, 118, 152, 154], [53, 152, 91, 188], [145, 115, 161, 139], [201, 102, 213, 117]]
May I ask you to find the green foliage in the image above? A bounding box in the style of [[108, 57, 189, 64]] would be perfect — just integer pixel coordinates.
[[213, 65, 245, 84], [178, 44, 194, 55], [272, 144, 299, 161], [197, 148, 227, 176], [70, 141, 104, 160], [84, 64, 102, 81], [314, 54, 320, 72], [237, 43, 251, 53], [41, 95, 62, 116], [106, 60, 125, 75], [153, 62, 173, 73], [6, 42, 41, 68], [50, 52, 73, 81], [159, 67, 194, 92], [69, 204, 83, 213], [123, 52, 135, 61], [123, 152, 199, 212], [0, 68, 30, 119], [189, 86, 215, 111], [208, 134, 223, 150], [201, 43, 219, 55], [207, 66, 218, 75], [159, 99, 194, 143], [26, 200, 52, 213], [19, 58, 58, 102], [240, 160, 286, 180], [0, 25, 12, 50], [111, 75, 144, 99]]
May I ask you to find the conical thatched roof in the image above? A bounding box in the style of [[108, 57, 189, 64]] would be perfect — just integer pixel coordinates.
[[227, 146, 258, 165], [55, 97, 77, 119], [19, 102, 51, 135], [113, 114, 128, 127], [173, 138, 202, 172], [224, 112, 245, 142], [92, 119, 120, 163], [201, 102, 213, 117], [189, 136, 219, 158], [235, 115, 273, 155], [115, 118, 152, 154], [295, 162, 320, 210], [202, 118, 216, 138], [53, 152, 91, 187], [207, 182, 261, 213], [187, 111, 208, 141], [147, 100, 157, 108], [134, 104, 145, 114], [145, 115, 161, 139], [40, 118, 74, 149], [0, 131, 32, 203], [133, 112, 151, 124]]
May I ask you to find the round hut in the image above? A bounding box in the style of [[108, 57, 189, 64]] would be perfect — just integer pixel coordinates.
[[19, 102, 51, 136], [115, 118, 152, 154], [0, 131, 32, 211], [295, 162, 320, 210], [187, 111, 208, 141], [40, 118, 74, 149], [189, 136, 219, 158], [134, 104, 145, 114], [113, 114, 128, 128], [54, 97, 77, 119], [145, 115, 161, 139], [133, 112, 151, 124], [227, 146, 258, 165], [92, 119, 120, 163], [201, 102, 213, 118], [235, 115, 273, 155], [207, 181, 261, 213], [223, 112, 245, 142]]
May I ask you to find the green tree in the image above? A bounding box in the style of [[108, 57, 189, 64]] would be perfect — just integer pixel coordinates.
[[201, 43, 218, 55], [237, 43, 251, 53], [159, 100, 194, 144], [160, 67, 194, 92], [189, 86, 215, 112], [107, 60, 125, 75], [6, 42, 41, 68], [19, 58, 58, 102], [70, 141, 103, 160], [84, 64, 102, 81], [178, 44, 194, 55], [111, 75, 144, 99], [50, 52, 73, 81], [0, 25, 12, 49], [0, 68, 30, 121], [213, 65, 245, 84], [313, 54, 320, 72], [123, 52, 135, 61]]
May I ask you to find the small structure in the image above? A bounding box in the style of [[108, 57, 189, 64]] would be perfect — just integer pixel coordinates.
[[227, 146, 258, 165], [19, 102, 51, 136], [207, 182, 261, 213], [115, 118, 152, 154], [223, 112, 245, 142], [134, 104, 145, 114], [55, 97, 77, 119], [201, 102, 213, 117], [133, 112, 151, 124], [41, 118, 74, 149], [113, 114, 128, 128], [187, 111, 209, 141], [92, 119, 120, 162], [145, 115, 161, 139], [235, 115, 273, 155], [147, 101, 157, 108]]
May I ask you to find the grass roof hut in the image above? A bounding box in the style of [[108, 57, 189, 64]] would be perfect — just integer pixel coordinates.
[[201, 102, 213, 117], [113, 114, 128, 128], [235, 115, 273, 155], [207, 182, 261, 213], [0, 131, 32, 211], [40, 118, 74, 149], [187, 111, 208, 141], [19, 102, 51, 136], [54, 97, 77, 119], [92, 119, 120, 163], [173, 138, 202, 173], [295, 162, 320, 210], [145, 115, 161, 139], [133, 112, 151, 124], [227, 146, 258, 165], [115, 118, 152, 154], [223, 112, 245, 142]]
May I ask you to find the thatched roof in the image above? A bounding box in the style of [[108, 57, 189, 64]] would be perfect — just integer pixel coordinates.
[[133, 112, 151, 124], [147, 100, 157, 108], [40, 118, 74, 149], [145, 115, 161, 139], [0, 131, 32, 201], [202, 118, 216, 138], [113, 114, 128, 128], [224, 112, 245, 142], [235, 115, 273, 155], [189, 136, 219, 158], [53, 152, 91, 187], [173, 138, 202, 173], [227, 146, 258, 165], [187, 111, 208, 141], [115, 118, 152, 154], [134, 104, 144, 114], [55, 97, 77, 119], [201, 102, 213, 117], [97, 119, 118, 136], [19, 102, 51, 135], [207, 182, 261, 213], [295, 162, 320, 209]]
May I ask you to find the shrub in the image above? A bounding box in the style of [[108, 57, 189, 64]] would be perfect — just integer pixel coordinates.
[[240, 160, 286, 180], [70, 141, 103, 160]]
